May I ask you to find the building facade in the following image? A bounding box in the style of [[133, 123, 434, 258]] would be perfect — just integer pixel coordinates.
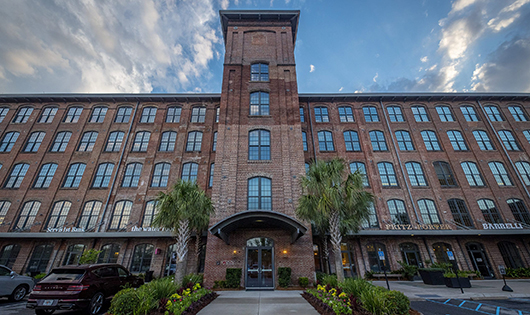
[[0, 10, 529, 288]]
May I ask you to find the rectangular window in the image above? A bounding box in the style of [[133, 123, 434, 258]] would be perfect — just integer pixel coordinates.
[[314, 107, 329, 122], [317, 131, 334, 151], [132, 132, 150, 152], [509, 106, 528, 122], [186, 131, 203, 151], [484, 106, 503, 121], [378, 162, 398, 187], [151, 163, 170, 187], [0, 108, 8, 123], [299, 107, 305, 122], [302, 132, 308, 151], [344, 131, 361, 151], [433, 162, 457, 187], [250, 93, 270, 116], [92, 163, 114, 188], [209, 163, 214, 187]]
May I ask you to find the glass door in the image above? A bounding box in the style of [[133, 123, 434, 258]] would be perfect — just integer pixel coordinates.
[[246, 247, 274, 288], [246, 248, 260, 287]]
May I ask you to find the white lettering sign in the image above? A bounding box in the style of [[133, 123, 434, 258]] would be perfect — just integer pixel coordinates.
[[47, 227, 85, 233], [130, 226, 172, 232], [482, 223, 524, 230]]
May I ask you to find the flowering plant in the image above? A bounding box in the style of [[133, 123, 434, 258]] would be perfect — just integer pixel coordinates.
[[307, 284, 352, 314], [165, 283, 212, 315]]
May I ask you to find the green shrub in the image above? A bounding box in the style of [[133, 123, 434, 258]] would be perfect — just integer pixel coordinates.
[[397, 261, 418, 280], [226, 268, 242, 288], [298, 277, 309, 288], [145, 277, 179, 300], [278, 267, 291, 287], [135, 286, 157, 315], [431, 262, 452, 273], [364, 270, 374, 280], [79, 249, 101, 264], [315, 271, 326, 284], [339, 277, 374, 298], [321, 274, 338, 287], [506, 267, 530, 278], [182, 273, 203, 287], [213, 280, 227, 288], [33, 273, 47, 280], [386, 290, 410, 315], [109, 288, 140, 315], [360, 286, 392, 315]]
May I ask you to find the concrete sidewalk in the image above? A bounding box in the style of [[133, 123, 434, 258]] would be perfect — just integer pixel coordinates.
[[197, 290, 318, 315], [372, 279, 530, 301]]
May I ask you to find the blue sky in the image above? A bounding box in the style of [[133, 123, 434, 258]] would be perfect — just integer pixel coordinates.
[[0, 0, 529, 94]]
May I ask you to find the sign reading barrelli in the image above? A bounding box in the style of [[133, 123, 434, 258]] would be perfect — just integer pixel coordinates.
[[482, 223, 524, 230]]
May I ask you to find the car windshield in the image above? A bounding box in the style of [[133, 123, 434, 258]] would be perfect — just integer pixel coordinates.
[[43, 269, 85, 281]]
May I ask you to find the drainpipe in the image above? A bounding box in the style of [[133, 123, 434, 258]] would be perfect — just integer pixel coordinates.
[[422, 236, 434, 263], [477, 100, 530, 201], [98, 101, 140, 232], [378, 99, 421, 223], [307, 101, 317, 162]]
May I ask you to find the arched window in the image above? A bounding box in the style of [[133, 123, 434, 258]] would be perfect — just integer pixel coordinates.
[[98, 243, 120, 264], [181, 162, 199, 182], [400, 243, 422, 267], [421, 130, 441, 151], [122, 163, 142, 187], [105, 131, 125, 152], [140, 107, 157, 123], [251, 63, 269, 81], [363, 106, 379, 122], [417, 199, 441, 224], [216, 107, 220, 123], [151, 163, 171, 187], [78, 201, 102, 231], [0, 131, 20, 152], [5, 163, 30, 188], [447, 130, 467, 151], [46, 201, 71, 229], [387, 106, 404, 122], [477, 199, 502, 224], [209, 163, 214, 187], [212, 131, 217, 152], [64, 107, 83, 123], [38, 106, 58, 123], [93, 163, 114, 188], [436, 106, 454, 121], [0, 200, 11, 225], [473, 130, 494, 150], [63, 163, 85, 188], [33, 163, 58, 188], [132, 131, 151, 152], [13, 107, 33, 123], [366, 242, 388, 272], [15, 201, 40, 231], [448, 199, 474, 227], [63, 244, 85, 265], [0, 107, 8, 123], [432, 242, 453, 264], [515, 161, 530, 185], [387, 199, 410, 224], [186, 131, 203, 151], [460, 105, 479, 121], [317, 131, 334, 151], [23, 131, 46, 152], [461, 161, 484, 186], [130, 244, 154, 273], [498, 130, 520, 151], [361, 203, 379, 228], [142, 201, 159, 228], [350, 162, 369, 187], [191, 106, 206, 122], [338, 106, 354, 122], [433, 161, 457, 187], [0, 244, 21, 268], [248, 177, 272, 210], [299, 107, 305, 122], [395, 130, 414, 151], [377, 162, 398, 187], [26, 244, 53, 273], [497, 241, 525, 269], [109, 200, 133, 231], [302, 131, 308, 151], [159, 131, 177, 152], [249, 130, 270, 160], [166, 106, 182, 123], [250, 92, 270, 116], [51, 131, 71, 152], [369, 130, 387, 151], [344, 131, 360, 151], [488, 162, 512, 186], [115, 106, 132, 123], [508, 106, 528, 121], [314, 107, 329, 122], [405, 162, 427, 186], [78, 131, 98, 152], [411, 106, 429, 122], [507, 199, 530, 225], [89, 106, 107, 123], [484, 105, 503, 121], [466, 242, 494, 278]]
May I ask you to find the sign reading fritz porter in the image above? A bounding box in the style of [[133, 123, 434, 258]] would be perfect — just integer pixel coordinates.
[[47, 227, 85, 233], [385, 224, 451, 230], [482, 223, 524, 229]]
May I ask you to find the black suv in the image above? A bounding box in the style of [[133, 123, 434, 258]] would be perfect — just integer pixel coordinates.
[[26, 263, 143, 315]]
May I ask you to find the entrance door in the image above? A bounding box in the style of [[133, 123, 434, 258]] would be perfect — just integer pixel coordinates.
[[246, 247, 274, 288], [466, 242, 494, 278]]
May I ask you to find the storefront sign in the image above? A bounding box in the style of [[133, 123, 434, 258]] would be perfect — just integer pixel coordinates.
[[130, 226, 171, 232], [46, 227, 85, 233], [482, 223, 524, 230], [385, 223, 451, 230]]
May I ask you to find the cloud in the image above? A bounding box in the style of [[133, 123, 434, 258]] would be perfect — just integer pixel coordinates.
[[220, 0, 229, 10], [309, 64, 315, 72], [372, 73, 378, 82], [338, 87, 343, 92], [421, 56, 428, 63], [0, 0, 222, 93]]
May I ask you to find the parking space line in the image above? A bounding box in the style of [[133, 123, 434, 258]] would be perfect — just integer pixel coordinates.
[[426, 299, 530, 315]]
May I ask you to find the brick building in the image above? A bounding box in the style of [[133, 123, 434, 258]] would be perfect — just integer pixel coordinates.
[[0, 10, 529, 288]]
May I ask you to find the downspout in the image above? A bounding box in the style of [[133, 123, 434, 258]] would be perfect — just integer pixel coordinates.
[[378, 99, 421, 223], [422, 236, 434, 263], [98, 101, 140, 232], [477, 100, 530, 201], [307, 101, 317, 162]]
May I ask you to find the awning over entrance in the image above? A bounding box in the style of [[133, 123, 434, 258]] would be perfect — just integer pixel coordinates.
[[209, 210, 308, 245]]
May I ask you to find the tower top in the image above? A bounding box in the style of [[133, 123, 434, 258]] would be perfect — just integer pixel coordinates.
[[219, 10, 300, 45]]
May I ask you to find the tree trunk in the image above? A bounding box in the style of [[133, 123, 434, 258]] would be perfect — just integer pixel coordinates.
[[321, 234, 330, 274], [174, 219, 191, 285], [329, 210, 344, 283], [195, 231, 202, 273]]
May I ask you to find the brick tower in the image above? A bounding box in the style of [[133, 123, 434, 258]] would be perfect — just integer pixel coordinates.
[[204, 10, 314, 288]]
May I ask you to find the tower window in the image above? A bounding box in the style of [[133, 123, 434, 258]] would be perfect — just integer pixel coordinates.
[[248, 177, 272, 210], [250, 92, 270, 116], [251, 63, 269, 81], [249, 129, 270, 160]]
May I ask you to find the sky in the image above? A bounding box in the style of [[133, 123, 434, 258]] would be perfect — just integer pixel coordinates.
[[0, 0, 529, 94]]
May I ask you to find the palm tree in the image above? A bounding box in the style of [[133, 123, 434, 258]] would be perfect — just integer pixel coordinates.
[[153, 179, 214, 284], [296, 158, 374, 283]]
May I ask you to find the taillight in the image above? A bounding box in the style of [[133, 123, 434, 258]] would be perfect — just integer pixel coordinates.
[[67, 285, 90, 291], [33, 285, 42, 291]]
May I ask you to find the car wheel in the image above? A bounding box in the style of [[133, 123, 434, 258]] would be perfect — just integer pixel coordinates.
[[87, 292, 105, 315], [35, 310, 55, 315], [9, 285, 28, 302]]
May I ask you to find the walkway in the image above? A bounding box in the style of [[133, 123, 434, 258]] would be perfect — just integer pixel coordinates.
[[197, 290, 318, 315]]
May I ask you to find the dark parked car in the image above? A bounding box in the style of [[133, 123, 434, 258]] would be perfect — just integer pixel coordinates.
[[26, 263, 143, 315], [0, 265, 35, 301]]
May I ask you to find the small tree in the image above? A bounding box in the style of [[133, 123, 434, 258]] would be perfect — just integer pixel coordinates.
[[296, 158, 374, 283], [153, 180, 214, 284], [79, 249, 101, 264]]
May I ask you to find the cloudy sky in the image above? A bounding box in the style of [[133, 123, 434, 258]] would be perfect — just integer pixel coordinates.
[[0, 0, 529, 94]]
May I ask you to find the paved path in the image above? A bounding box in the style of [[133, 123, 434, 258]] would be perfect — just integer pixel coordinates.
[[197, 290, 318, 315]]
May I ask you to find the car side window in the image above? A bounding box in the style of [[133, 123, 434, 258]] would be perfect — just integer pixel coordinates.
[[117, 267, 129, 278], [94, 267, 117, 278], [0, 266, 10, 276]]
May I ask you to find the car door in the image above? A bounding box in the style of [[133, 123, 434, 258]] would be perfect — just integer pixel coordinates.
[[117, 267, 133, 289], [93, 267, 119, 296], [0, 266, 15, 296]]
